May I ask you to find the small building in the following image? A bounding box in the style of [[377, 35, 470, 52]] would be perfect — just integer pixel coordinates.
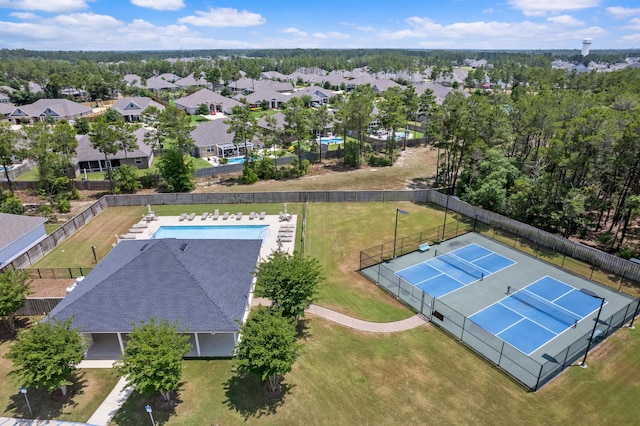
[[7, 99, 92, 125], [175, 89, 241, 115], [75, 127, 153, 173], [48, 238, 262, 359], [0, 213, 47, 267], [190, 119, 259, 159], [111, 97, 165, 122]]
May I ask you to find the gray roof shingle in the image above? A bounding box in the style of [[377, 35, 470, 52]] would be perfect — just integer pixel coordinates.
[[0, 213, 47, 251], [49, 238, 262, 333]]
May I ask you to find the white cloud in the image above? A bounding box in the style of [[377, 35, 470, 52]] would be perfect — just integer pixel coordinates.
[[624, 17, 640, 30], [178, 7, 265, 28], [326, 32, 350, 40], [0, 13, 257, 50], [282, 27, 307, 37], [0, 0, 89, 12], [547, 15, 584, 26], [508, 0, 600, 16], [9, 11, 37, 19], [378, 15, 607, 49], [130, 0, 184, 11], [483, 8, 494, 14], [606, 7, 640, 19]]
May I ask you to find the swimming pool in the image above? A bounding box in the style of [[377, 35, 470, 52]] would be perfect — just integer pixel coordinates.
[[152, 225, 269, 240], [319, 137, 343, 145], [222, 156, 245, 165]]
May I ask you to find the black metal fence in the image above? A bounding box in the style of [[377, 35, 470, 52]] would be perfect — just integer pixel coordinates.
[[22, 267, 92, 279]]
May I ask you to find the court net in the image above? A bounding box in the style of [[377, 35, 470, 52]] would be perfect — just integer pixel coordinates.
[[508, 289, 579, 328], [437, 252, 486, 280]]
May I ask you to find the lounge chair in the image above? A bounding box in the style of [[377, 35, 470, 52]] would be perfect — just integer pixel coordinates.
[[201, 212, 209, 220], [128, 228, 144, 234], [132, 223, 148, 229], [187, 213, 196, 221], [179, 213, 187, 221], [279, 237, 293, 242], [249, 212, 256, 220], [222, 212, 230, 220], [212, 209, 219, 220], [281, 224, 295, 229], [120, 234, 137, 240], [236, 212, 243, 220], [259, 212, 266, 220]]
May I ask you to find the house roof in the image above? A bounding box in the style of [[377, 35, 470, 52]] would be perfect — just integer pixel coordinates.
[[75, 127, 153, 162], [257, 111, 286, 131], [0, 103, 15, 115], [123, 74, 144, 87], [145, 76, 179, 90], [9, 99, 91, 119], [111, 97, 165, 117], [175, 89, 241, 110], [190, 119, 235, 148], [235, 89, 290, 105], [0, 213, 47, 252], [413, 82, 454, 104], [48, 238, 262, 333], [290, 86, 333, 101], [174, 73, 208, 88]]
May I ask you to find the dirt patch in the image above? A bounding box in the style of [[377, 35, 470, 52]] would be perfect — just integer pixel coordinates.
[[28, 278, 73, 297]]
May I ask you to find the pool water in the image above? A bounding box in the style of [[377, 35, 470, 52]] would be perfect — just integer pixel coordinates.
[[319, 137, 343, 145], [152, 225, 269, 240], [224, 157, 245, 165]]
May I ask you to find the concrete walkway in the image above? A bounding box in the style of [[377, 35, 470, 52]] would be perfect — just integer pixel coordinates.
[[73, 299, 427, 426], [85, 377, 133, 426], [252, 298, 428, 332]]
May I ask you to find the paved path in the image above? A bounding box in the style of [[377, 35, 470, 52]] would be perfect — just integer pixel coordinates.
[[85, 377, 133, 426], [0, 418, 94, 425], [252, 298, 428, 332]]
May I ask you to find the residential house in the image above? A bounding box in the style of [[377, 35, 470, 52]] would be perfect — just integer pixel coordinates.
[[0, 213, 47, 267], [48, 238, 262, 359], [190, 119, 260, 159], [371, 79, 402, 94], [174, 73, 209, 89], [413, 81, 456, 105], [175, 89, 241, 115], [7, 99, 92, 125], [0, 93, 10, 103], [145, 76, 179, 92], [0, 102, 15, 118], [235, 89, 289, 110], [111, 97, 165, 122], [290, 86, 333, 106], [75, 127, 153, 173], [123, 74, 145, 88]]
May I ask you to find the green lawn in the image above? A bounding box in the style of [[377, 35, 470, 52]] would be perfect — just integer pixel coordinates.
[[111, 317, 640, 425], [0, 321, 120, 423]]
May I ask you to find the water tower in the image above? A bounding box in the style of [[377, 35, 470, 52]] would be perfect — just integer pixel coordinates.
[[582, 38, 592, 56]]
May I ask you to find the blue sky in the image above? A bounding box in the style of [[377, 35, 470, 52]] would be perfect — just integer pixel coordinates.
[[0, 0, 639, 51]]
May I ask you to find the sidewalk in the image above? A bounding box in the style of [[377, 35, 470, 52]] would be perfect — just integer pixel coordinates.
[[0, 418, 94, 425], [85, 377, 133, 426]]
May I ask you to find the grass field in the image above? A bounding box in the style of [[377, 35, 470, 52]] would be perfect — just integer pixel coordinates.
[[13, 144, 640, 424], [0, 320, 120, 422]]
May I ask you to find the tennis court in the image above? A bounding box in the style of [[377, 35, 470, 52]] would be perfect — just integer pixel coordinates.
[[361, 232, 638, 390], [396, 243, 516, 297], [469, 276, 605, 355]]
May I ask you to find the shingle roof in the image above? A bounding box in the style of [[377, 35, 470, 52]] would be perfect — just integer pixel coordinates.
[[75, 127, 153, 162], [174, 73, 208, 88], [175, 89, 241, 110], [0, 213, 47, 251], [111, 97, 165, 117], [9, 99, 91, 119], [190, 119, 235, 148], [49, 238, 262, 333]]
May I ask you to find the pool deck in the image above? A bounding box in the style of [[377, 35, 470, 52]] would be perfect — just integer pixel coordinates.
[[116, 212, 297, 261]]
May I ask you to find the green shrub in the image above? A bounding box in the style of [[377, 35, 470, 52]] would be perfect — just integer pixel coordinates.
[[1, 194, 25, 214], [56, 197, 71, 213], [140, 171, 157, 189], [367, 154, 393, 167], [242, 168, 259, 185]]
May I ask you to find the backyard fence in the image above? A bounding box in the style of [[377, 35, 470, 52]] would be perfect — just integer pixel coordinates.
[[16, 298, 63, 316], [22, 267, 93, 279]]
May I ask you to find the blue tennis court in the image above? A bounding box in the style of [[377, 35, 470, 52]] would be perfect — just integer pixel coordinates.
[[469, 276, 606, 355], [396, 243, 516, 298]]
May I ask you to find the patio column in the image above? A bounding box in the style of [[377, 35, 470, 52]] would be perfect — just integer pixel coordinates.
[[194, 333, 201, 357], [117, 332, 125, 354]]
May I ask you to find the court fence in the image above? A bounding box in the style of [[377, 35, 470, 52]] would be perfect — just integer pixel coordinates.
[[359, 218, 640, 390], [362, 257, 640, 390]]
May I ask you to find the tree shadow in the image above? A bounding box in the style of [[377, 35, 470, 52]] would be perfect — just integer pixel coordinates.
[[111, 385, 182, 426], [0, 317, 30, 343], [296, 318, 312, 341], [4, 370, 87, 420], [407, 176, 433, 189], [223, 371, 292, 420]]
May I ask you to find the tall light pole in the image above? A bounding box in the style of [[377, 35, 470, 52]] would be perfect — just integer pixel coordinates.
[[579, 288, 605, 368], [20, 387, 32, 417], [145, 404, 156, 426], [393, 208, 409, 258]]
